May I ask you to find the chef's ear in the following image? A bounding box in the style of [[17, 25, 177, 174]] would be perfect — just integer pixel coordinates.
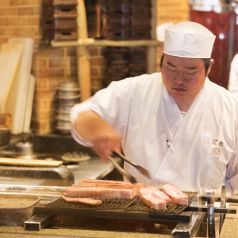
[[206, 58, 214, 76]]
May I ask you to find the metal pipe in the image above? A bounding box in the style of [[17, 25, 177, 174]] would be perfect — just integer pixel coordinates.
[[207, 191, 216, 238], [219, 185, 226, 233]]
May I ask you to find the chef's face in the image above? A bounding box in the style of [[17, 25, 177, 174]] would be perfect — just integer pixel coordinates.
[[161, 54, 210, 101]]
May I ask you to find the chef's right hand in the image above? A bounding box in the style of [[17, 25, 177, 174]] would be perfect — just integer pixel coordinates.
[[92, 129, 122, 160], [74, 110, 122, 160]]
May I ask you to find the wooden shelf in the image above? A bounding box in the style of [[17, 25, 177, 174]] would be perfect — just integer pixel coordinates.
[[50, 38, 161, 102], [50, 0, 160, 102], [51, 38, 161, 48]]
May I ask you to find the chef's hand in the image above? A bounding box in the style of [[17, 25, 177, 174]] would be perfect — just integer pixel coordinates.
[[92, 130, 122, 160], [74, 110, 122, 160]]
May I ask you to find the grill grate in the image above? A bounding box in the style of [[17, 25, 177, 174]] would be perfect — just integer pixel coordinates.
[[45, 192, 195, 215], [34, 193, 196, 224], [46, 197, 137, 210]]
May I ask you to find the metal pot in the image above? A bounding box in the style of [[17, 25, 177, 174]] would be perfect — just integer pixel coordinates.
[[57, 80, 79, 91], [57, 89, 80, 98], [15, 142, 34, 156], [0, 129, 11, 146]]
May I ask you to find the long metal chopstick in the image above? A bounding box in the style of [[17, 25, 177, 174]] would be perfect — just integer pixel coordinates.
[[219, 185, 226, 234], [112, 151, 151, 179], [108, 156, 137, 184]]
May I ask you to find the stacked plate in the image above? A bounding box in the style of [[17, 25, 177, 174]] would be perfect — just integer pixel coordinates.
[[55, 80, 80, 134]]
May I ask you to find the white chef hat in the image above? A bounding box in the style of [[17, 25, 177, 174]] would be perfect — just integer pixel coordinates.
[[163, 21, 216, 58]]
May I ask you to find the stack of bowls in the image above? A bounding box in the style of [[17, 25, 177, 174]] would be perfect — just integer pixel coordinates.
[[55, 80, 80, 134]]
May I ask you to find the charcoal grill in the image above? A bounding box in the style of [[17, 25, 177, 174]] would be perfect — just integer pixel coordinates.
[[25, 191, 237, 236], [33, 193, 195, 224]]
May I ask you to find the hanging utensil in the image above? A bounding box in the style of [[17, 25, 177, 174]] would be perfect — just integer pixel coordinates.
[[112, 151, 151, 180]]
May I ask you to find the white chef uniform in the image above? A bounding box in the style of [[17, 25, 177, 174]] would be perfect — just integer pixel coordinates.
[[71, 22, 238, 194], [228, 54, 238, 97], [71, 72, 238, 194]]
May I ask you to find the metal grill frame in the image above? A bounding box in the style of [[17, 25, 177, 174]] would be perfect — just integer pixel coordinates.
[[34, 193, 195, 224]]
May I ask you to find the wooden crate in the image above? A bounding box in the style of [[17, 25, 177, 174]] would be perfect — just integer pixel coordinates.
[[53, 0, 77, 6], [54, 18, 77, 31], [54, 5, 77, 18], [53, 31, 78, 41]]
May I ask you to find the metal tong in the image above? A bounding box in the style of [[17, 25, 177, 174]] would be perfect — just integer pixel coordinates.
[[112, 151, 151, 179], [108, 156, 137, 183]]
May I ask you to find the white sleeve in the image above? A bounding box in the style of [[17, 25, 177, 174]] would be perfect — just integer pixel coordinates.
[[70, 78, 135, 147], [70, 99, 101, 147], [228, 54, 238, 96]]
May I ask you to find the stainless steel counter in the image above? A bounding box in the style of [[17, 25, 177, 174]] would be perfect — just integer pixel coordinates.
[[0, 134, 117, 186], [69, 158, 115, 182], [0, 158, 115, 186]]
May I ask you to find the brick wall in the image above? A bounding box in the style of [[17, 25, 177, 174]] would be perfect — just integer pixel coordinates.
[[0, 0, 41, 45], [89, 46, 105, 94], [156, 0, 189, 70], [0, 0, 189, 134], [0, 0, 79, 134], [32, 46, 77, 133]]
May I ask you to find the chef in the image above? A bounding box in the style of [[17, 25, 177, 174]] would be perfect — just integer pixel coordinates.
[[70, 21, 238, 194]]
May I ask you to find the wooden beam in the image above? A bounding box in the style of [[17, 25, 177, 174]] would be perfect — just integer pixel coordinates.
[[52, 39, 160, 47], [77, 0, 91, 101]]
